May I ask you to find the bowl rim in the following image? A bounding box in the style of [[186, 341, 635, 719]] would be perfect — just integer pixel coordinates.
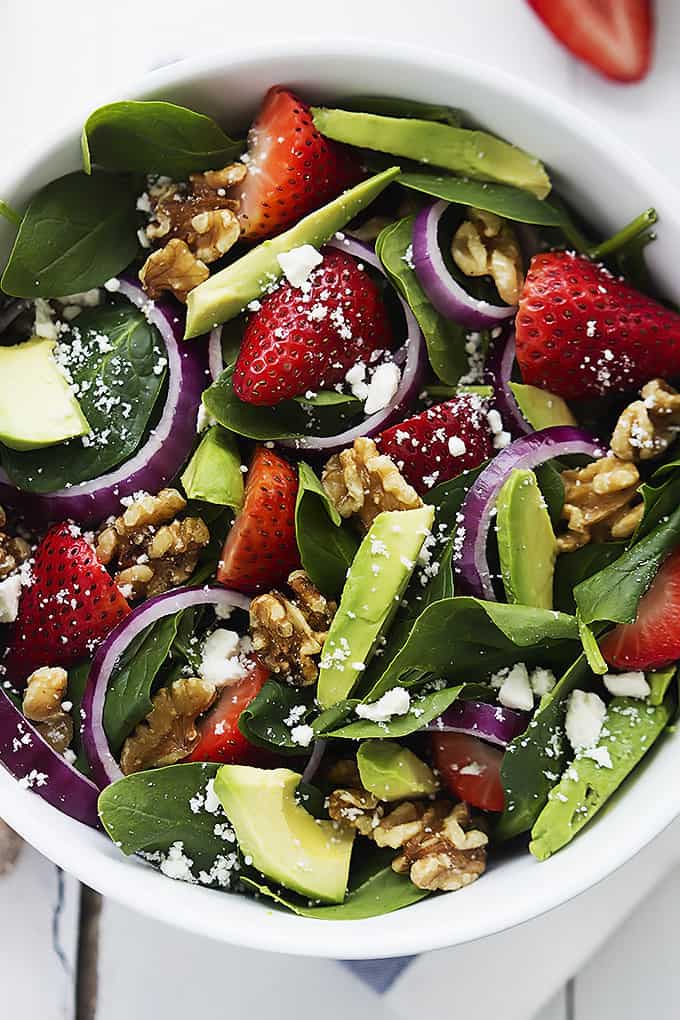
[[2, 36, 680, 958]]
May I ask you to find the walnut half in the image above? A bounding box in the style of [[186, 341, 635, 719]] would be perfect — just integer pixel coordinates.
[[139, 238, 209, 303], [120, 676, 216, 775], [558, 456, 642, 553], [22, 667, 73, 754], [611, 379, 680, 462], [322, 437, 422, 531], [452, 207, 524, 306], [0, 505, 31, 581]]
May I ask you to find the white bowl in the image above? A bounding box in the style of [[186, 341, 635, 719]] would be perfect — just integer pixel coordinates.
[[2, 40, 680, 959]]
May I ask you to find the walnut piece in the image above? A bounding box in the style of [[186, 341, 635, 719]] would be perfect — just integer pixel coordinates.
[[139, 238, 209, 303], [250, 570, 336, 685], [95, 489, 210, 600], [611, 379, 680, 462], [0, 506, 31, 581], [327, 788, 383, 836], [452, 207, 524, 306], [558, 456, 642, 553], [119, 676, 216, 775], [22, 667, 73, 754], [322, 437, 423, 530]]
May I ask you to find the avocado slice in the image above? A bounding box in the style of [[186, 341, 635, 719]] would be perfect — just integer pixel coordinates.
[[0, 337, 90, 450], [357, 740, 438, 800], [530, 695, 672, 860], [461, 383, 576, 430], [311, 108, 551, 199], [497, 468, 557, 609], [214, 765, 354, 903], [185, 166, 400, 337], [317, 505, 435, 709]]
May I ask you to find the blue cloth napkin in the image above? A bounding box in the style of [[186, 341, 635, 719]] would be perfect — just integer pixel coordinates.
[[341, 955, 416, 992]]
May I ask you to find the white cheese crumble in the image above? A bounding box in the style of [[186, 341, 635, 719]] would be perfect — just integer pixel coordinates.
[[34, 298, 59, 341], [498, 663, 534, 711], [290, 724, 314, 747], [447, 435, 466, 457], [159, 841, 196, 882], [580, 745, 613, 769], [345, 361, 369, 400], [486, 408, 503, 435], [530, 667, 556, 697], [0, 574, 22, 624], [199, 629, 248, 686], [565, 689, 606, 751], [603, 671, 650, 700], [363, 362, 401, 415], [196, 403, 217, 433], [355, 687, 411, 723], [277, 244, 323, 288]]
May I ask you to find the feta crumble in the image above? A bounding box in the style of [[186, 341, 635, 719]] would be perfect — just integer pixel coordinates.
[[565, 689, 606, 751], [355, 687, 411, 723], [603, 671, 650, 700], [498, 663, 534, 711], [277, 244, 323, 288], [0, 574, 22, 624], [199, 629, 248, 686], [363, 362, 401, 415]]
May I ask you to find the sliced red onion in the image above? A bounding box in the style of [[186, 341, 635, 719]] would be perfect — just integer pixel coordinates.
[[0, 687, 99, 827], [484, 328, 532, 436], [425, 698, 528, 748], [208, 325, 224, 382], [412, 200, 516, 329], [82, 585, 251, 789], [0, 278, 209, 526], [455, 426, 606, 600], [279, 236, 426, 456], [301, 738, 327, 785]]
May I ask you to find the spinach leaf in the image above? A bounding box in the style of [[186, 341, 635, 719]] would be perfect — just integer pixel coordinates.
[[180, 426, 244, 509], [103, 614, 180, 755], [425, 461, 487, 525], [365, 597, 578, 701], [238, 680, 316, 754], [398, 172, 569, 227], [0, 199, 21, 227], [313, 699, 359, 735], [67, 659, 91, 777], [338, 95, 461, 126], [324, 685, 463, 739], [588, 208, 657, 261], [553, 541, 625, 615], [377, 216, 467, 384], [82, 101, 242, 176], [496, 654, 593, 841], [98, 763, 238, 885], [295, 462, 359, 598], [185, 507, 233, 587], [1, 171, 140, 298], [1, 303, 166, 491], [535, 461, 564, 528], [577, 612, 608, 675], [649, 665, 677, 706]]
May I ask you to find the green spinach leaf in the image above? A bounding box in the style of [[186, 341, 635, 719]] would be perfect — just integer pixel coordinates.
[[398, 172, 568, 227], [338, 95, 461, 126], [553, 541, 625, 615], [324, 685, 463, 739], [577, 612, 608, 675], [181, 426, 244, 509], [0, 199, 21, 228], [238, 679, 316, 754], [535, 461, 564, 528], [82, 101, 243, 176], [67, 659, 92, 777], [295, 462, 359, 598], [1, 303, 166, 491], [1, 171, 140, 297]]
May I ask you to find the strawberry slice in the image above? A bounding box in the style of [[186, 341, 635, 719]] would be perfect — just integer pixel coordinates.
[[431, 732, 505, 813], [527, 0, 653, 83], [601, 547, 680, 670], [377, 394, 493, 495], [187, 659, 271, 765], [515, 252, 680, 401], [233, 247, 395, 406], [234, 86, 361, 241], [217, 447, 299, 594], [3, 523, 130, 685]]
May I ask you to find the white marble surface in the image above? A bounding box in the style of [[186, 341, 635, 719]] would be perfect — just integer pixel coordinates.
[[2, 0, 680, 1016]]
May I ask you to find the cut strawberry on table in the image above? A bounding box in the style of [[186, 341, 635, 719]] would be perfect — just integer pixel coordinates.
[[3, 523, 130, 685], [515, 251, 680, 401], [217, 446, 299, 594], [234, 85, 362, 241], [233, 247, 395, 406], [527, 0, 653, 83], [187, 659, 271, 765], [601, 546, 680, 670], [377, 394, 493, 495]]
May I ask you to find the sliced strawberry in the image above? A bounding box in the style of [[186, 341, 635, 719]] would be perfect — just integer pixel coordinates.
[[601, 547, 680, 670], [217, 447, 299, 594], [527, 0, 653, 83], [233, 86, 361, 241], [233, 247, 395, 406], [377, 394, 493, 495], [515, 252, 680, 401], [431, 732, 505, 813], [187, 659, 270, 765], [3, 523, 130, 685]]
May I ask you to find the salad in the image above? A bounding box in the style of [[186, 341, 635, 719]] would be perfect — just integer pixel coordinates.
[[0, 83, 677, 920]]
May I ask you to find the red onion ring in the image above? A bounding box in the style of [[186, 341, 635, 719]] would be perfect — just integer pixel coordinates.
[[208, 325, 224, 382], [81, 585, 251, 789], [300, 738, 327, 786], [279, 236, 427, 456], [455, 426, 606, 600], [0, 279, 209, 526], [425, 698, 528, 748], [0, 687, 100, 827], [484, 328, 533, 436], [412, 200, 516, 329]]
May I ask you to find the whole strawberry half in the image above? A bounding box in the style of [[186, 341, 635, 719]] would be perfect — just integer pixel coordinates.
[[377, 394, 494, 495], [233, 248, 395, 406], [217, 447, 299, 594], [515, 252, 680, 401], [234, 86, 361, 241], [188, 658, 272, 766], [3, 523, 130, 685]]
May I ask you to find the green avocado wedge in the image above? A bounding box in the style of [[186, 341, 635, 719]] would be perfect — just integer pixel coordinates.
[[214, 766, 354, 903], [496, 468, 557, 610], [316, 505, 435, 709], [530, 695, 672, 861], [180, 425, 244, 510], [184, 166, 400, 337], [311, 108, 551, 199], [357, 741, 438, 800]]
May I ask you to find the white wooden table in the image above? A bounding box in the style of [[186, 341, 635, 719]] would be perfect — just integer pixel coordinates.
[[3, 1, 680, 1016]]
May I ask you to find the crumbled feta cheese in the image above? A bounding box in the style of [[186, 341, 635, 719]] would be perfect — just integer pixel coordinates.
[[34, 298, 58, 341], [530, 667, 556, 697], [580, 745, 612, 769], [290, 724, 314, 747], [447, 436, 466, 457], [498, 663, 534, 711], [159, 841, 196, 882], [459, 761, 485, 776], [0, 574, 22, 624], [565, 689, 606, 751], [603, 671, 650, 699], [58, 288, 101, 308], [363, 362, 401, 415], [355, 687, 411, 723], [277, 244, 323, 288], [345, 361, 369, 400], [200, 629, 248, 686], [204, 779, 221, 814], [486, 408, 503, 435], [196, 403, 217, 433], [493, 430, 512, 450], [104, 278, 121, 292]]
